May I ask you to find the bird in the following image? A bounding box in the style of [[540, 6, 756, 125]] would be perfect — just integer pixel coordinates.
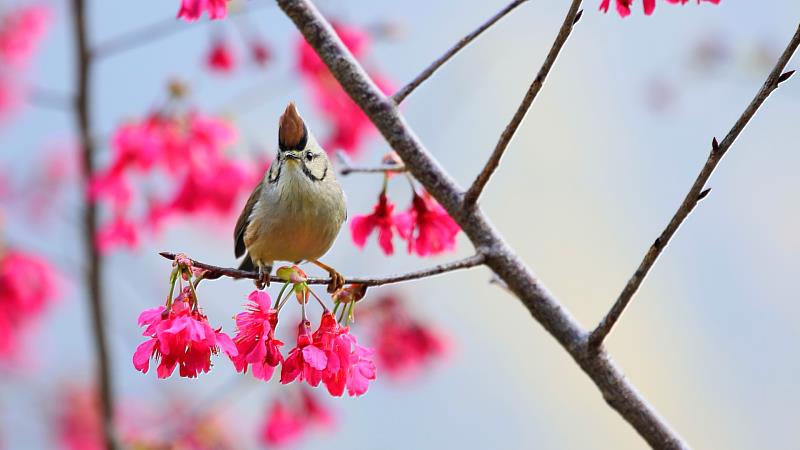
[[234, 102, 347, 293]]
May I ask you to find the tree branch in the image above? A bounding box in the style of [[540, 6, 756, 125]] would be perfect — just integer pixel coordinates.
[[588, 24, 800, 349], [274, 0, 688, 447], [391, 0, 530, 104], [336, 150, 406, 175], [462, 0, 582, 208], [69, 1, 116, 449], [158, 252, 485, 287], [92, 2, 273, 59]]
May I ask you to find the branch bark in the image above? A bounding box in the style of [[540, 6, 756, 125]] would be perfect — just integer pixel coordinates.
[[462, 0, 582, 208], [274, 0, 687, 447], [159, 252, 485, 287], [70, 1, 116, 449], [589, 24, 800, 349], [391, 0, 530, 104]]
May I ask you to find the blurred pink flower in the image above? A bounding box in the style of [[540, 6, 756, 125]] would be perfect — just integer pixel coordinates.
[[395, 191, 460, 257], [206, 39, 236, 74], [364, 295, 449, 379], [231, 290, 284, 381], [0, 249, 58, 360], [94, 109, 252, 252], [0, 5, 51, 68], [260, 389, 333, 447], [350, 191, 403, 255], [133, 291, 237, 378], [56, 387, 103, 450], [250, 39, 272, 68], [95, 215, 139, 254], [297, 23, 393, 157], [177, 0, 227, 22]]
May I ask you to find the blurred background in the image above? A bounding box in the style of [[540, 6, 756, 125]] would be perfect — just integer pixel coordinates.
[[1, 0, 799, 449]]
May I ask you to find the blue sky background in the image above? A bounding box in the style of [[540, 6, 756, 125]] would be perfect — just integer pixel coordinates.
[[1, 0, 800, 449]]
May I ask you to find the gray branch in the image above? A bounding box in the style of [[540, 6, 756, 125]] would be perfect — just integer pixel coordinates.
[[589, 25, 800, 348], [391, 0, 530, 104], [158, 252, 485, 287], [274, 0, 690, 447], [463, 0, 583, 208]]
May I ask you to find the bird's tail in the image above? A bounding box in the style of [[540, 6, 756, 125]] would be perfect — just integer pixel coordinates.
[[238, 253, 255, 271]]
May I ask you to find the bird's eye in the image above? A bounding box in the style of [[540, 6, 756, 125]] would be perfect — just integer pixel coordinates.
[[305, 151, 314, 161]]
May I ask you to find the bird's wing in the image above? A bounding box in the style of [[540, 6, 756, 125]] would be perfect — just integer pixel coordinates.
[[234, 182, 262, 258]]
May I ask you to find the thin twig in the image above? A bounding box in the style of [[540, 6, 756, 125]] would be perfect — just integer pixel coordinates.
[[159, 252, 485, 286], [391, 0, 530, 104], [589, 25, 800, 349], [275, 1, 688, 447], [70, 1, 116, 449], [92, 2, 273, 59], [335, 150, 406, 175], [462, 0, 583, 208]]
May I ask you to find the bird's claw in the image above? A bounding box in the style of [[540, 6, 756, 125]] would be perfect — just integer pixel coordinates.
[[255, 268, 271, 290], [327, 269, 345, 294]]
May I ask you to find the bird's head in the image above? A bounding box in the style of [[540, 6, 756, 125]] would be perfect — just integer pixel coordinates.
[[277, 102, 329, 182]]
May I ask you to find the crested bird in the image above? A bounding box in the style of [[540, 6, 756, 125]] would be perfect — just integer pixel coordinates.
[[234, 102, 347, 293]]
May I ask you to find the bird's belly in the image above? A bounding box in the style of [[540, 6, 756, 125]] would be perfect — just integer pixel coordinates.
[[245, 184, 343, 264]]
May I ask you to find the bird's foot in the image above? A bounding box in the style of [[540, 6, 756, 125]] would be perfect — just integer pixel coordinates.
[[255, 265, 272, 290], [326, 268, 345, 294], [311, 259, 344, 293]]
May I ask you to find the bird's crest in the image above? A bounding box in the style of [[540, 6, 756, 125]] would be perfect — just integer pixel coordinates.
[[278, 102, 308, 151]]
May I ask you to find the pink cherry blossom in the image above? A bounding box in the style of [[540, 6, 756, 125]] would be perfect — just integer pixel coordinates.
[[0, 249, 58, 360], [95, 215, 139, 254], [0, 5, 51, 68], [363, 295, 449, 379], [599, 0, 719, 17], [177, 0, 228, 22], [395, 191, 460, 257], [133, 290, 237, 378], [250, 40, 272, 68], [56, 386, 103, 450], [260, 389, 333, 447], [280, 320, 328, 388], [206, 39, 236, 74], [231, 290, 284, 381], [350, 191, 404, 255], [310, 312, 377, 397]]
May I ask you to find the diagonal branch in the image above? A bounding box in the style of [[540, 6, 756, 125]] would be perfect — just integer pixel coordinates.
[[391, 0, 530, 104], [462, 0, 582, 208], [588, 25, 800, 349], [274, 0, 689, 448], [159, 252, 485, 287]]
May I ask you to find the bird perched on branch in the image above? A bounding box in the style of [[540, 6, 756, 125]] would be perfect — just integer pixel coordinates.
[[234, 102, 347, 293]]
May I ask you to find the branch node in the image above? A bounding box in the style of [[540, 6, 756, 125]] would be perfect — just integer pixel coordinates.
[[777, 69, 795, 85], [697, 188, 712, 201]]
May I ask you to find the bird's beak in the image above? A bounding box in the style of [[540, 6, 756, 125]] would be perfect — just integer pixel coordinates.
[[284, 151, 302, 161]]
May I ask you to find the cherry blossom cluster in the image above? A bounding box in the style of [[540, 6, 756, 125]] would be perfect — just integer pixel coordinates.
[[177, 0, 227, 21], [134, 256, 377, 398], [361, 294, 449, 379], [599, 0, 720, 17], [297, 22, 394, 157], [351, 154, 461, 256], [56, 384, 241, 450], [0, 4, 50, 124], [205, 32, 272, 75], [90, 95, 262, 253], [260, 387, 333, 446], [0, 247, 58, 361]]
